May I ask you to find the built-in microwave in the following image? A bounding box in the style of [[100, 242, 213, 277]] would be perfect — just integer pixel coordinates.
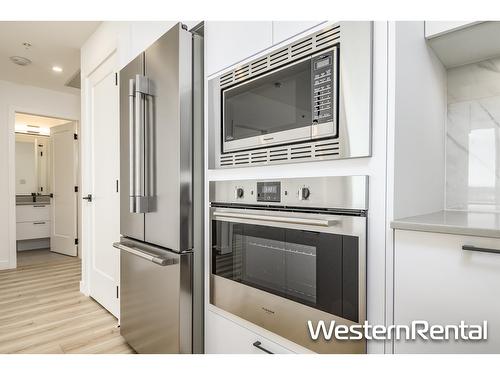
[[208, 22, 373, 169], [222, 46, 338, 153]]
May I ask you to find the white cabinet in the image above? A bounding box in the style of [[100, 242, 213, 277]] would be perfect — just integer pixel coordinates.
[[272, 21, 325, 44], [394, 230, 500, 353], [205, 309, 295, 354], [16, 204, 51, 241], [424, 21, 479, 39], [205, 21, 273, 76]]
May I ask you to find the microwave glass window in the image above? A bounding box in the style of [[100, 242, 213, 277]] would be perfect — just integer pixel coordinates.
[[223, 60, 312, 143], [212, 220, 359, 322]]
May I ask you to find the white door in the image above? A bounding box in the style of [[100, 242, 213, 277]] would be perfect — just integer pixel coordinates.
[[87, 53, 120, 317], [50, 122, 78, 256]]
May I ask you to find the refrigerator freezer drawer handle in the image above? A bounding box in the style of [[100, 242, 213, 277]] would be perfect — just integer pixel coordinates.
[[113, 242, 173, 266]]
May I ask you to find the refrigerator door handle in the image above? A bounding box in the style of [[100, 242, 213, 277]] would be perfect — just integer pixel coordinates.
[[113, 242, 174, 266], [128, 78, 136, 213], [134, 75, 146, 212], [145, 90, 155, 206]]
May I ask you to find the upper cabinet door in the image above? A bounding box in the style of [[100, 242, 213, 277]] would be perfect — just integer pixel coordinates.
[[205, 21, 273, 77], [272, 21, 326, 45]]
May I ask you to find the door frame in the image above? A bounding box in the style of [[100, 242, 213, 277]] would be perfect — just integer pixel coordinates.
[[8, 106, 79, 269], [80, 49, 118, 297]]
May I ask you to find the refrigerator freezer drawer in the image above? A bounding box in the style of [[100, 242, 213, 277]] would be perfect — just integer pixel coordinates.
[[118, 239, 193, 353]]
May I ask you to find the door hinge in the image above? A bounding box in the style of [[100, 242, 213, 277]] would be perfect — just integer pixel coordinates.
[[74, 186, 78, 193], [116, 286, 119, 298], [115, 72, 118, 86], [74, 238, 79, 245], [74, 133, 78, 140]]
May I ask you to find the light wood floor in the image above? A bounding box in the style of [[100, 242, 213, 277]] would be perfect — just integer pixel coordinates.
[[0, 250, 134, 354]]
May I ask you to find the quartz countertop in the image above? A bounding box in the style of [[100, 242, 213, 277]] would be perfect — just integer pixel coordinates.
[[390, 210, 500, 238]]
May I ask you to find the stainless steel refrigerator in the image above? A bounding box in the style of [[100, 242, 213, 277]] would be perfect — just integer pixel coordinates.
[[113, 23, 204, 354]]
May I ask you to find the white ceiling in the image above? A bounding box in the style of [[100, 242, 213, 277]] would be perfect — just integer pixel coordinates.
[[0, 21, 101, 94], [16, 112, 71, 128]]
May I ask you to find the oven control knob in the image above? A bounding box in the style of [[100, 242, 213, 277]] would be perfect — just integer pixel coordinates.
[[299, 187, 310, 200], [236, 187, 244, 199]]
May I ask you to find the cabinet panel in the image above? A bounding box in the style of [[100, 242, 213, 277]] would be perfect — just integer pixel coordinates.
[[394, 230, 500, 353], [424, 21, 479, 39], [272, 21, 325, 45], [17, 221, 51, 241], [205, 309, 294, 354], [16, 205, 51, 223], [205, 21, 273, 76]]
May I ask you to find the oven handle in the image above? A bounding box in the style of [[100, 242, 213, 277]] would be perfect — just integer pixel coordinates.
[[213, 211, 337, 227]]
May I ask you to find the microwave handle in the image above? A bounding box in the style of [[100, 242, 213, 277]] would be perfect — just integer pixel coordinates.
[[213, 211, 337, 227]]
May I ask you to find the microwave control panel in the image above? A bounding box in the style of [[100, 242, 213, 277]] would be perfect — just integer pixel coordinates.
[[311, 48, 336, 125]]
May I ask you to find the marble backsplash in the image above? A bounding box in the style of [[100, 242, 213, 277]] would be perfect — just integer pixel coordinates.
[[447, 57, 500, 211]]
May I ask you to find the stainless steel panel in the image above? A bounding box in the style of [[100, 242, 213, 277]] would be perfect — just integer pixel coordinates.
[[120, 237, 192, 353], [209, 208, 367, 354], [209, 176, 368, 210], [192, 29, 205, 354], [143, 23, 193, 252], [120, 53, 145, 240]]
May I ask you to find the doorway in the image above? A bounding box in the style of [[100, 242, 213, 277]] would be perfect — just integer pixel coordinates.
[[13, 112, 80, 265]]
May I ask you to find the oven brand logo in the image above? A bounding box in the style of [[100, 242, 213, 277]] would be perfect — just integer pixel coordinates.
[[307, 320, 488, 342]]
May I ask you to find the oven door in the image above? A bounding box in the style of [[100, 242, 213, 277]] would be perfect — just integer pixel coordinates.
[[209, 207, 366, 354], [222, 57, 313, 153]]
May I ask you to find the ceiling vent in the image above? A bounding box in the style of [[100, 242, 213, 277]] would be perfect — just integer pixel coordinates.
[[10, 56, 32, 66], [65, 70, 81, 89]]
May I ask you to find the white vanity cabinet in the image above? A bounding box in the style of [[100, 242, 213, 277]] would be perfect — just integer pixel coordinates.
[[205, 309, 297, 354], [272, 21, 326, 44], [16, 204, 51, 241], [394, 230, 500, 353], [205, 21, 273, 76]]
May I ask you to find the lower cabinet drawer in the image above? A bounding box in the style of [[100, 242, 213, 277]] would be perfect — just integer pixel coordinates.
[[205, 309, 294, 354], [16, 204, 51, 222], [16, 221, 51, 241]]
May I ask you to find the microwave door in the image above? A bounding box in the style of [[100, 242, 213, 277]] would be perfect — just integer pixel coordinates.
[[222, 58, 313, 153]]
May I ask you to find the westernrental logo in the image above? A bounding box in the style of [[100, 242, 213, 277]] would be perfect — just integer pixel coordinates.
[[307, 320, 488, 341]]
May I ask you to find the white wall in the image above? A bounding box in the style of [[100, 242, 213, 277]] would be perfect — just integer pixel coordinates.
[[0, 79, 80, 270]]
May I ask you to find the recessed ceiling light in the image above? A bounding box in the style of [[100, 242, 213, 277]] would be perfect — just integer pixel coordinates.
[[10, 56, 32, 66], [52, 66, 63, 73]]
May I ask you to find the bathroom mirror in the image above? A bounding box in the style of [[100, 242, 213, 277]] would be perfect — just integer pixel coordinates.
[[15, 133, 51, 195]]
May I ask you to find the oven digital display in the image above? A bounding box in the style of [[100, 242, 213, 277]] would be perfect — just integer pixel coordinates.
[[257, 181, 281, 202]]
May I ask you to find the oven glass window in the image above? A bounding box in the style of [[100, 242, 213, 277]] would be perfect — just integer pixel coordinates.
[[212, 221, 359, 322], [223, 59, 312, 143]]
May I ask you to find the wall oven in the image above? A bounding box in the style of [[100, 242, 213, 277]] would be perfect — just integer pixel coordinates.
[[208, 22, 373, 168], [209, 176, 367, 354]]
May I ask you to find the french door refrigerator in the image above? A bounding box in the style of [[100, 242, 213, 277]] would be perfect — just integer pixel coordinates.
[[113, 23, 204, 354]]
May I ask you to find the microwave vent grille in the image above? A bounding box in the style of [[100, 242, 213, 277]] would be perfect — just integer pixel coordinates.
[[218, 139, 340, 168], [219, 24, 340, 89]]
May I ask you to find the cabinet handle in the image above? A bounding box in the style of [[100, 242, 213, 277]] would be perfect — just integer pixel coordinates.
[[252, 341, 274, 354], [33, 205, 46, 208], [33, 221, 46, 225], [462, 245, 500, 255]]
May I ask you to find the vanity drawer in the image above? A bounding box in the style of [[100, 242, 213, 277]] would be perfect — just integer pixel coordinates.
[[16, 221, 51, 240], [16, 204, 51, 223]]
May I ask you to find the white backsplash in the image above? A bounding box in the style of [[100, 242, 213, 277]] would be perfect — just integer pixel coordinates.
[[446, 57, 500, 211]]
